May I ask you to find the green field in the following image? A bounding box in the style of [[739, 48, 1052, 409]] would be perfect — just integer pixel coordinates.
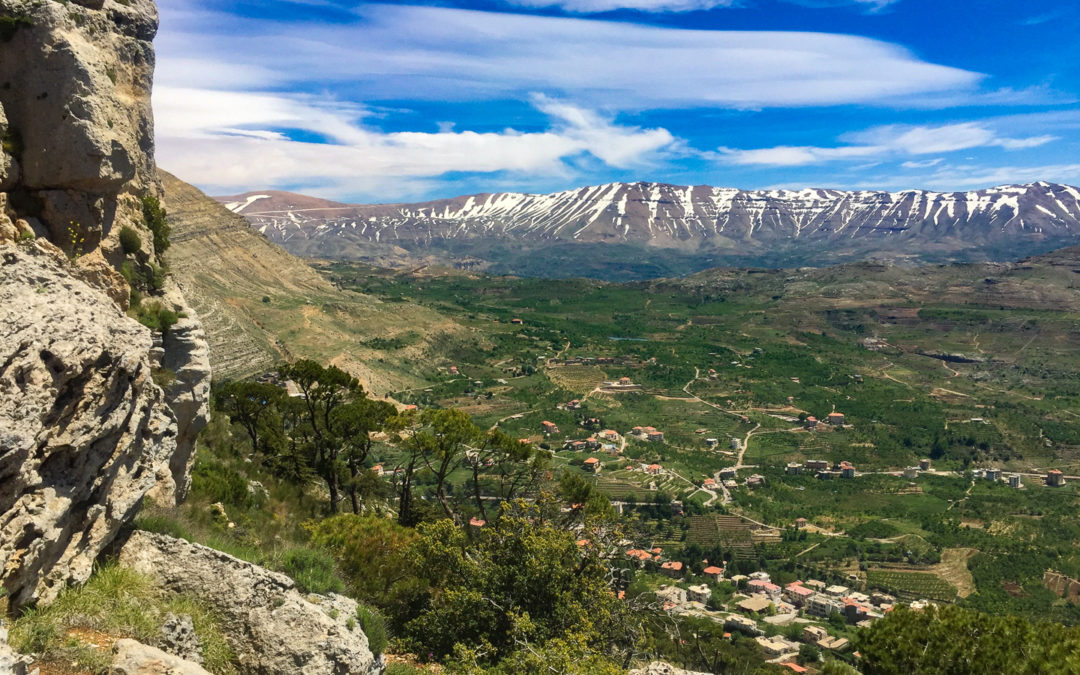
[[867, 570, 958, 603]]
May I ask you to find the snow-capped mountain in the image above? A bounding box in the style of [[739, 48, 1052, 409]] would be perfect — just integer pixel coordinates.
[[217, 181, 1080, 275]]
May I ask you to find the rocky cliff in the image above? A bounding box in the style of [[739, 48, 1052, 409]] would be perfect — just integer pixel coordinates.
[[0, 0, 210, 609]]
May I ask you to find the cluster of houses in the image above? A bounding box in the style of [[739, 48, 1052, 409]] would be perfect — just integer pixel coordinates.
[[647, 565, 893, 663], [975, 467, 1066, 488], [631, 426, 665, 442], [731, 572, 891, 629], [785, 459, 857, 479], [803, 412, 846, 429]]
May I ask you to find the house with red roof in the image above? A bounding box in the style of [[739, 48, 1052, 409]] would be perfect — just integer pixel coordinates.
[[703, 565, 724, 581], [660, 561, 684, 578]]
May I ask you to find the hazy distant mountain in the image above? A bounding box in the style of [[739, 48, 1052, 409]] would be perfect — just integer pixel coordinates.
[[217, 181, 1080, 279]]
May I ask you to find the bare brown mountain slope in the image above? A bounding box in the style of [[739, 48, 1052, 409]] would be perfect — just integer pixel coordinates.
[[161, 170, 460, 392]]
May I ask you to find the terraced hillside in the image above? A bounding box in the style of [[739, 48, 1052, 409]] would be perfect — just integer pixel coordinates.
[[161, 171, 460, 392]]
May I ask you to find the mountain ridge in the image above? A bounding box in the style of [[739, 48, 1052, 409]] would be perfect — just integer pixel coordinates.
[[216, 180, 1080, 278]]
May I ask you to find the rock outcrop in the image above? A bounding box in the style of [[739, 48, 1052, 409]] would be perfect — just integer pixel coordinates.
[[118, 531, 378, 675], [147, 284, 211, 506], [0, 0, 210, 607], [0, 0, 158, 251], [0, 241, 176, 608], [111, 638, 211, 675]]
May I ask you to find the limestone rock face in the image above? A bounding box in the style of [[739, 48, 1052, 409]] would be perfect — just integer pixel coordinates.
[[0, 0, 158, 247], [0, 241, 176, 609], [119, 531, 378, 675], [111, 638, 211, 675], [147, 283, 211, 507]]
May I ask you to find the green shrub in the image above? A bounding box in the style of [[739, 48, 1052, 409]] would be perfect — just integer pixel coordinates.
[[356, 605, 387, 656], [152, 367, 177, 390], [17, 229, 34, 242], [132, 300, 179, 333], [275, 548, 344, 595], [191, 459, 255, 510], [384, 665, 425, 675], [120, 260, 136, 285], [147, 261, 167, 292], [141, 194, 170, 257], [119, 225, 141, 255]]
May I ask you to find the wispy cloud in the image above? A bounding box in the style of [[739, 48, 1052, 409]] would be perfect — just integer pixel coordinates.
[[507, 0, 900, 14], [717, 122, 1057, 166], [156, 2, 981, 111]]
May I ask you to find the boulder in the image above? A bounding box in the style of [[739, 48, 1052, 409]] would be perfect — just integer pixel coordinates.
[[110, 638, 211, 675], [0, 241, 176, 609], [159, 613, 202, 664], [118, 531, 378, 675]]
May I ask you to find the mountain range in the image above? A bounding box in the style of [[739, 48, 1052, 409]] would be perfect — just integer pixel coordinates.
[[218, 181, 1080, 279]]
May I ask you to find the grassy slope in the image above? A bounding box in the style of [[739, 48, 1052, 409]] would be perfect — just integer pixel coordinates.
[[161, 170, 461, 393]]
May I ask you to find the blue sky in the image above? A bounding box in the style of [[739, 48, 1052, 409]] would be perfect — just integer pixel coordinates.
[[153, 0, 1080, 202]]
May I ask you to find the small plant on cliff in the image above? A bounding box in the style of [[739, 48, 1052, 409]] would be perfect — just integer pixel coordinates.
[[141, 194, 170, 257], [132, 300, 179, 333], [65, 221, 86, 260], [0, 14, 32, 44], [356, 605, 388, 657], [119, 225, 141, 255], [1, 125, 22, 156]]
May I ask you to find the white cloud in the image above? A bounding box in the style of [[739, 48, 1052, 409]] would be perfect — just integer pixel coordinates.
[[717, 122, 1057, 167], [153, 87, 676, 198], [156, 2, 981, 111], [504, 0, 898, 15], [901, 158, 944, 169], [506, 0, 737, 13]]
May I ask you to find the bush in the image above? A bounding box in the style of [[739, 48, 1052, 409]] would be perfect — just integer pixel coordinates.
[[142, 194, 170, 257], [275, 548, 344, 595], [152, 367, 177, 390], [191, 459, 255, 510], [133, 300, 179, 333], [356, 605, 387, 656], [119, 225, 141, 255]]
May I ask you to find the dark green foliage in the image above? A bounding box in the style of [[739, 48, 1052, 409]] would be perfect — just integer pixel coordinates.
[[857, 604, 1080, 674], [306, 514, 417, 606], [191, 458, 256, 510], [355, 605, 387, 656], [276, 548, 344, 595], [396, 504, 633, 667], [132, 300, 179, 333], [119, 227, 143, 257], [141, 194, 170, 257]]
